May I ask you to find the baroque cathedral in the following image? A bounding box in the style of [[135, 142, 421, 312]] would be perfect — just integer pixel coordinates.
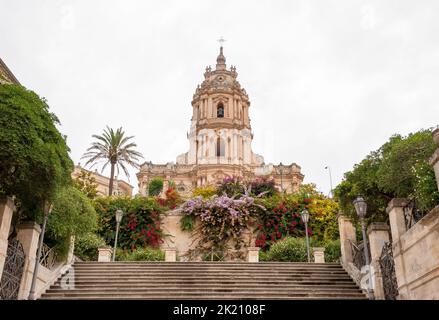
[[136, 47, 304, 195]]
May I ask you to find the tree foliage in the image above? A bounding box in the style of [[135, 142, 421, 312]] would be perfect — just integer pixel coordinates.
[[0, 84, 73, 219], [82, 126, 143, 196], [46, 185, 98, 257], [73, 168, 98, 199], [334, 129, 439, 222], [148, 178, 164, 196]]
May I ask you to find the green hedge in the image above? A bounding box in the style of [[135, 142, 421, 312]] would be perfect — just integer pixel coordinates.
[[116, 247, 165, 261], [74, 233, 107, 261], [259, 237, 341, 263]]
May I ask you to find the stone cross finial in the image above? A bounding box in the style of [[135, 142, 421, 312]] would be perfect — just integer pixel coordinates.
[[217, 36, 226, 47]]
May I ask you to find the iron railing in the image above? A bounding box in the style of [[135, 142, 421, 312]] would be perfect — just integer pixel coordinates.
[[349, 240, 371, 270], [379, 241, 399, 300], [403, 200, 424, 230], [39, 243, 57, 270]]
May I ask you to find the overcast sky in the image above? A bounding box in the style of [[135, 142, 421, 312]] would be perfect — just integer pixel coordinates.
[[1, 0, 438, 195]]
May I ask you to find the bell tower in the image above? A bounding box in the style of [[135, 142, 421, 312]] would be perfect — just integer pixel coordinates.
[[177, 46, 263, 166]]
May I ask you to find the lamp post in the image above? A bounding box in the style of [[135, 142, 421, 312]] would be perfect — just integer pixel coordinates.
[[324, 166, 334, 198], [353, 196, 373, 300], [112, 209, 124, 262], [301, 209, 311, 263], [28, 201, 53, 300]]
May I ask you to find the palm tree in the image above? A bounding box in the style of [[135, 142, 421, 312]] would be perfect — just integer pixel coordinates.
[[82, 126, 143, 196]]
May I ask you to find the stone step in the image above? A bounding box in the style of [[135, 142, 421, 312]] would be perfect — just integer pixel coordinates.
[[41, 290, 366, 298], [69, 271, 349, 276], [51, 279, 357, 286], [74, 262, 341, 266], [50, 282, 358, 290], [40, 295, 367, 300], [46, 286, 361, 294], [40, 262, 365, 300], [56, 276, 354, 283]]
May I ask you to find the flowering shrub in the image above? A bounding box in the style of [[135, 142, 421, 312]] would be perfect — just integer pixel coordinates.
[[156, 187, 181, 209], [254, 200, 311, 250], [216, 176, 246, 197], [94, 196, 164, 251], [180, 192, 265, 259], [192, 185, 217, 199], [249, 177, 277, 198]]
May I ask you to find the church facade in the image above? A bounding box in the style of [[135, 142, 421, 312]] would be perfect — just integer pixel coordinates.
[[136, 47, 304, 195]]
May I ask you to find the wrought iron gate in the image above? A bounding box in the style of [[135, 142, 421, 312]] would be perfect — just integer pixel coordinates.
[[379, 242, 398, 300], [0, 238, 25, 300]]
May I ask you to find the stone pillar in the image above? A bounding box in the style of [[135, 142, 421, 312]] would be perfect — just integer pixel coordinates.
[[429, 127, 439, 192], [98, 248, 113, 262], [337, 213, 357, 266], [247, 247, 260, 262], [386, 198, 409, 299], [0, 197, 15, 280], [367, 222, 390, 300], [17, 221, 41, 300], [313, 247, 325, 263], [386, 199, 408, 243], [66, 235, 75, 264], [164, 248, 177, 262]]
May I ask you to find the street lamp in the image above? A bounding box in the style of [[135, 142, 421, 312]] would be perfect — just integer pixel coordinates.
[[301, 209, 311, 263], [112, 209, 124, 262], [324, 166, 334, 198], [28, 201, 53, 300], [353, 196, 373, 299]]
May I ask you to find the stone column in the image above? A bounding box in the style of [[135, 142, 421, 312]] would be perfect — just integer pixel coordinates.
[[429, 127, 439, 192], [66, 235, 75, 264], [386, 199, 408, 243], [164, 248, 177, 262], [0, 197, 15, 280], [337, 213, 357, 266], [247, 247, 260, 263], [98, 248, 113, 262], [313, 247, 325, 263], [386, 198, 409, 299], [17, 221, 41, 300], [367, 222, 390, 300]]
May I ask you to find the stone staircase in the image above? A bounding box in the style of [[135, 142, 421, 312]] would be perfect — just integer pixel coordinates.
[[39, 262, 366, 300]]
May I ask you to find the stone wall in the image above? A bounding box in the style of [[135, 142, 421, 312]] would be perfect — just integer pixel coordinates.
[[387, 201, 439, 300]]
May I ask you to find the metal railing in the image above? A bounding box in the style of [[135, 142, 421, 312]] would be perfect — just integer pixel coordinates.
[[39, 244, 57, 270], [349, 240, 371, 270]]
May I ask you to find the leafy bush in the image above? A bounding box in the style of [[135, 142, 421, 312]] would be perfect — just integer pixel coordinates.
[[0, 84, 73, 220], [216, 176, 245, 197], [116, 247, 164, 261], [94, 196, 164, 251], [156, 187, 181, 209], [46, 185, 98, 259], [74, 233, 107, 261], [249, 177, 277, 197], [262, 237, 308, 262], [148, 178, 164, 196], [180, 214, 196, 231], [323, 239, 341, 263], [335, 129, 439, 222], [192, 185, 217, 199]]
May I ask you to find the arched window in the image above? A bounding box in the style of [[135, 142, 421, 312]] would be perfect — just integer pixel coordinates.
[[217, 103, 224, 118], [216, 137, 225, 157]]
